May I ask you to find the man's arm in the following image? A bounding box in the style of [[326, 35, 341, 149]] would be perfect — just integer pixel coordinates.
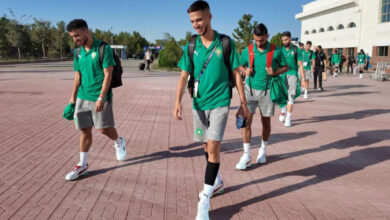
[[95, 66, 113, 112], [173, 70, 190, 120], [70, 71, 81, 104], [233, 66, 249, 118]]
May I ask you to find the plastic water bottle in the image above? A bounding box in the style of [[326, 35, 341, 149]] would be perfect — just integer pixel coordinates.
[[236, 115, 244, 129]]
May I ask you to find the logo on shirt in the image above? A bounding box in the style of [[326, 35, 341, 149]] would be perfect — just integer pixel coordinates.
[[216, 48, 222, 58], [91, 52, 97, 59], [194, 51, 199, 56]]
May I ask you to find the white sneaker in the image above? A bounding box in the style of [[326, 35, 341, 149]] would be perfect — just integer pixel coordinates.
[[279, 112, 286, 122], [317, 87, 321, 91], [114, 137, 126, 161], [65, 163, 88, 181], [359, 74, 363, 79], [235, 153, 252, 170], [285, 118, 292, 127], [196, 193, 210, 220], [199, 180, 224, 199], [303, 94, 308, 99], [256, 148, 267, 164]]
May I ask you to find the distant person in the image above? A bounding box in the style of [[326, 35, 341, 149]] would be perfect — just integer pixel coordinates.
[[347, 55, 356, 73], [144, 49, 152, 71], [331, 49, 341, 77], [65, 19, 126, 181], [298, 42, 305, 91], [339, 54, 346, 73], [354, 49, 367, 78], [314, 45, 326, 91], [301, 41, 315, 99]]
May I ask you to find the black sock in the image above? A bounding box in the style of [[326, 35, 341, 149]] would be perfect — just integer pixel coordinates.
[[204, 152, 209, 162], [205, 161, 220, 186]]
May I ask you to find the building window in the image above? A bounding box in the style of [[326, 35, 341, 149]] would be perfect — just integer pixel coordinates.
[[347, 48, 355, 56], [348, 22, 357, 28], [319, 28, 325, 32], [328, 26, 334, 31], [311, 29, 317, 34], [381, 0, 390, 23], [378, 46, 389, 56], [305, 30, 309, 35], [327, 49, 333, 55], [337, 24, 345, 30]]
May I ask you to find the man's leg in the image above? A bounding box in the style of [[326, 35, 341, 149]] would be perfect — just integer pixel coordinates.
[[203, 142, 223, 196], [304, 77, 309, 98], [256, 115, 271, 163], [236, 114, 254, 170], [319, 68, 323, 90], [313, 70, 318, 89], [80, 127, 93, 165]]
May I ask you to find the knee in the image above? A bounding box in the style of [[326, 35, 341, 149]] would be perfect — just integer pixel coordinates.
[[98, 129, 109, 136]]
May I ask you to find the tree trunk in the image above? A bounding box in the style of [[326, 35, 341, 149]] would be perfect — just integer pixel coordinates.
[[42, 43, 45, 59], [17, 47, 21, 60]]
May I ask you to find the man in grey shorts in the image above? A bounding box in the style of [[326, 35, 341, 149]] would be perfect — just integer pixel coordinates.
[[173, 1, 249, 219], [65, 19, 126, 181], [301, 41, 315, 99], [235, 23, 288, 170]]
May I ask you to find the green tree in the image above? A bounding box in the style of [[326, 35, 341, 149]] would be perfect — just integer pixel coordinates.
[[31, 18, 53, 58], [270, 32, 283, 47], [178, 31, 193, 47], [233, 14, 258, 52], [0, 17, 11, 58], [158, 34, 182, 70], [53, 21, 67, 58], [5, 20, 30, 60]]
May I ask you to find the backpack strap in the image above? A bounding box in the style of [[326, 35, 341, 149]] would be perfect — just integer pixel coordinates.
[[220, 34, 234, 98], [293, 45, 298, 63], [265, 44, 276, 96], [248, 43, 255, 96], [188, 35, 198, 74], [99, 42, 106, 66]]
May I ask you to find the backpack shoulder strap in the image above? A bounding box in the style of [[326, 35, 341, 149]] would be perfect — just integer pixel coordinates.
[[248, 43, 255, 69], [267, 44, 276, 68], [187, 35, 197, 74], [99, 42, 107, 66], [220, 34, 231, 71], [293, 45, 298, 62]]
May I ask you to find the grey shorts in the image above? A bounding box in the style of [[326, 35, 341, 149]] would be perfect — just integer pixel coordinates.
[[333, 63, 340, 69], [245, 84, 275, 117], [304, 70, 312, 80], [74, 98, 115, 130], [192, 106, 229, 142], [285, 75, 297, 97], [357, 63, 365, 69]]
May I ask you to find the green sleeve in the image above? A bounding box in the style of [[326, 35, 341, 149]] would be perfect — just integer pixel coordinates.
[[73, 51, 80, 71], [102, 45, 116, 69], [278, 49, 288, 67], [240, 47, 249, 67], [177, 42, 194, 74], [229, 39, 240, 70]]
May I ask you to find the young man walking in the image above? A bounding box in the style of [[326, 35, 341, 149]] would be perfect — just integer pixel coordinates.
[[172, 1, 249, 219], [235, 23, 288, 170], [313, 45, 327, 91], [301, 41, 315, 99], [331, 49, 341, 77], [355, 49, 367, 78], [65, 19, 126, 181], [278, 31, 304, 127]]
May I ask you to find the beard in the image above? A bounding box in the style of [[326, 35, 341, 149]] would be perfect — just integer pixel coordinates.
[[200, 26, 208, 36]]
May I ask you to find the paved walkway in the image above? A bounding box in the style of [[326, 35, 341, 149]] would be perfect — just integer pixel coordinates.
[[0, 61, 389, 219]]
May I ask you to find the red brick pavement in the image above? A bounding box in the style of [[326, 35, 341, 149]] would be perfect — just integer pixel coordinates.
[[0, 61, 389, 219]]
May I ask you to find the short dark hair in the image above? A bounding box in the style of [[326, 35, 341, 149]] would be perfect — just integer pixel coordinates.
[[66, 19, 88, 32], [253, 23, 268, 36], [281, 31, 291, 38], [317, 45, 322, 49], [187, 1, 210, 13], [306, 41, 312, 45], [299, 42, 304, 46]]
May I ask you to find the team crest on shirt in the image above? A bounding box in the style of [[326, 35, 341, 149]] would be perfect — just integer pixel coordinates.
[[91, 52, 97, 59], [195, 129, 203, 136], [216, 48, 222, 58]]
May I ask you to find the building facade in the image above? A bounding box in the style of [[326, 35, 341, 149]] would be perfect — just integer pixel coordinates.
[[296, 0, 390, 68]]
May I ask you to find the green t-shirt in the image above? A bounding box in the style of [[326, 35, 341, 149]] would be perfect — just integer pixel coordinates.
[[282, 45, 302, 76], [73, 38, 116, 102], [178, 31, 240, 111], [240, 42, 287, 91], [357, 53, 366, 64], [332, 53, 341, 64], [301, 49, 315, 70]]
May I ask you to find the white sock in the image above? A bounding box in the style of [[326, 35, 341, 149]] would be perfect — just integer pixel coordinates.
[[261, 140, 268, 150], [281, 107, 287, 114], [243, 143, 250, 154], [304, 90, 308, 95], [215, 171, 222, 184], [203, 184, 214, 197], [80, 152, 88, 166], [115, 137, 122, 145], [286, 112, 292, 120]]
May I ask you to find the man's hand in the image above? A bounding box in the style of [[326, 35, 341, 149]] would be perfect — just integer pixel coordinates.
[[95, 100, 104, 112], [69, 97, 76, 105], [266, 67, 274, 76], [245, 68, 254, 76], [236, 104, 250, 119], [173, 102, 183, 120]]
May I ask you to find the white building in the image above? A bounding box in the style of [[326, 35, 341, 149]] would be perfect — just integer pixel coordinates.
[[296, 0, 390, 66]]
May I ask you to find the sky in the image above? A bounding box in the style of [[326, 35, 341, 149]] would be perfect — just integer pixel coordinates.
[[1, 0, 314, 42]]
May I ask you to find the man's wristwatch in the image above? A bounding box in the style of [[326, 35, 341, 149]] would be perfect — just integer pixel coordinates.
[[98, 97, 104, 102]]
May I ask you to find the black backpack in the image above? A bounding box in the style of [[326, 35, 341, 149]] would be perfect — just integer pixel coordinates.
[[76, 42, 123, 88], [187, 34, 235, 98], [292, 45, 298, 63]]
